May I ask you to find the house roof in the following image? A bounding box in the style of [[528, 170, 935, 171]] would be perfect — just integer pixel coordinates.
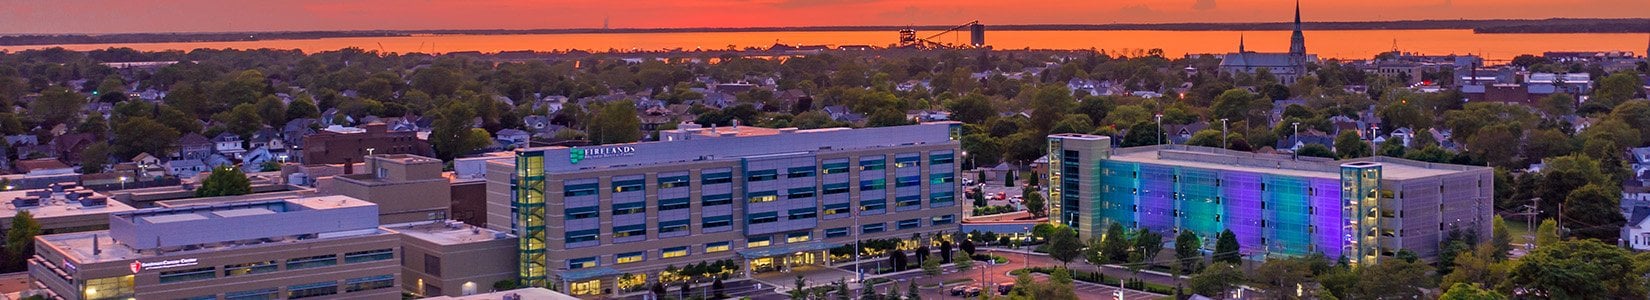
[[1632, 206, 1650, 227], [16, 158, 69, 172], [178, 133, 210, 145], [212, 132, 241, 142]]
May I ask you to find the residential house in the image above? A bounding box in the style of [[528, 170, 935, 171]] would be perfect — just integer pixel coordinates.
[[5, 134, 38, 147], [822, 106, 867, 124], [495, 129, 530, 149], [51, 133, 96, 164], [1624, 206, 1650, 251], [130, 153, 160, 168], [249, 128, 284, 151], [1164, 122, 1211, 145], [1277, 129, 1335, 151], [173, 133, 213, 160], [301, 122, 433, 165], [212, 132, 246, 159], [204, 154, 234, 170], [242, 146, 280, 171], [166, 159, 207, 179]]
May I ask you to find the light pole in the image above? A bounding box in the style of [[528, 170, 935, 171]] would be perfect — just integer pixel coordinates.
[[1219, 118, 1229, 149], [1154, 114, 1164, 145], [855, 206, 863, 284], [118, 176, 127, 190]]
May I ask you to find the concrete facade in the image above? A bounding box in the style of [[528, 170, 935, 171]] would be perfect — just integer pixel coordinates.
[[301, 123, 433, 165], [388, 220, 518, 298], [329, 154, 452, 224]]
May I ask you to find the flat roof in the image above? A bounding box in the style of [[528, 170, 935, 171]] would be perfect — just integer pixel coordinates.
[[1107, 145, 1483, 181], [517, 122, 959, 173], [384, 220, 515, 246], [39, 227, 395, 264], [0, 189, 136, 222]]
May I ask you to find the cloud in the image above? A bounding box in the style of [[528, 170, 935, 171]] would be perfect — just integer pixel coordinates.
[[1194, 0, 1216, 10], [1119, 5, 1157, 16]]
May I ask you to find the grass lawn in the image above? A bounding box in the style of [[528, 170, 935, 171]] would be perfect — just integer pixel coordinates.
[[1505, 218, 1536, 245]]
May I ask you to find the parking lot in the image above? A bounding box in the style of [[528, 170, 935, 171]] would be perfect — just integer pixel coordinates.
[[1032, 273, 1165, 300]]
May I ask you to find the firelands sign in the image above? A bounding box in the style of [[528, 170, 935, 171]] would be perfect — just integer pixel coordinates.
[[130, 258, 199, 273], [568, 146, 637, 164]]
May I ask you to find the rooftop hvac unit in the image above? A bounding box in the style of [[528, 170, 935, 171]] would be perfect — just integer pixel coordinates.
[[11, 197, 40, 208]]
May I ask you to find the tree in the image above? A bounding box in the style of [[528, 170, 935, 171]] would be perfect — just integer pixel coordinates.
[[906, 280, 920, 300], [953, 251, 972, 272], [1537, 93, 1576, 117], [867, 109, 912, 128], [1286, 140, 1333, 157], [286, 94, 321, 121], [4, 211, 40, 272], [254, 95, 286, 128], [77, 115, 107, 139], [1187, 263, 1244, 297], [1213, 229, 1241, 264], [1100, 223, 1131, 263], [1186, 129, 1224, 148], [1440, 244, 1509, 294], [791, 275, 809, 300], [945, 93, 997, 124], [921, 251, 943, 277], [1130, 228, 1163, 271], [1564, 184, 1625, 241], [1029, 85, 1075, 133], [196, 166, 252, 197], [1508, 239, 1645, 299], [1591, 72, 1641, 109], [429, 102, 492, 160], [1175, 231, 1203, 274], [1023, 192, 1046, 218], [1489, 216, 1512, 261], [1351, 257, 1432, 299], [890, 249, 908, 271], [1211, 88, 1267, 125], [1046, 226, 1083, 268], [31, 86, 85, 127], [78, 142, 110, 174], [111, 117, 181, 160], [1120, 121, 1161, 147], [1049, 114, 1094, 135], [1249, 257, 1313, 298], [1535, 219, 1558, 247], [213, 103, 263, 139], [1332, 130, 1371, 159], [1440, 283, 1507, 300], [589, 100, 643, 144]]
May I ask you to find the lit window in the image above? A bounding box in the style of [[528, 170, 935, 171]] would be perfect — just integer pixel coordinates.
[[662, 247, 689, 258], [786, 232, 811, 243], [616, 252, 645, 264], [705, 242, 731, 253], [748, 237, 772, 248]]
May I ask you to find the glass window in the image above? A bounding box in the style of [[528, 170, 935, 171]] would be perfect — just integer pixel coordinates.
[[787, 187, 816, 199], [567, 229, 600, 244], [660, 197, 691, 211], [225, 288, 278, 300], [82, 276, 135, 300], [617, 251, 645, 264], [747, 170, 779, 182], [344, 274, 395, 292], [748, 191, 779, 203], [702, 194, 733, 206], [288, 281, 339, 299], [787, 167, 816, 178], [569, 257, 598, 269], [930, 153, 955, 165], [662, 246, 689, 258], [822, 203, 851, 216], [344, 249, 394, 264], [747, 212, 779, 224], [931, 214, 956, 225], [571, 279, 602, 296], [822, 162, 850, 174], [566, 206, 600, 219], [897, 219, 922, 230], [702, 215, 733, 228], [930, 173, 956, 184], [660, 219, 690, 233], [788, 207, 817, 220], [613, 224, 647, 238], [861, 223, 886, 234], [613, 179, 645, 193], [930, 191, 956, 207], [822, 183, 851, 195], [786, 232, 811, 243], [895, 155, 921, 168], [702, 171, 733, 184], [224, 260, 278, 276], [659, 175, 691, 189], [896, 176, 921, 187], [563, 183, 599, 197], [860, 158, 886, 171], [285, 254, 337, 270], [860, 179, 886, 191], [613, 202, 646, 215], [825, 227, 849, 238], [896, 195, 921, 210], [860, 199, 886, 212], [747, 236, 772, 248], [705, 241, 732, 253]]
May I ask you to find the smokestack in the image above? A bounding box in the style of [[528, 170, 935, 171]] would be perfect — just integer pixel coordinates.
[[93, 234, 101, 255], [343, 158, 353, 175]]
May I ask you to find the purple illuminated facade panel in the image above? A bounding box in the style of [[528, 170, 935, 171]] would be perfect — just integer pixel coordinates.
[[1138, 165, 1177, 231], [1310, 178, 1345, 259], [1220, 171, 1266, 255]]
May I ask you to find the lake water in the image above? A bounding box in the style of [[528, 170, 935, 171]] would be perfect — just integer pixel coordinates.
[[3, 29, 1646, 62]]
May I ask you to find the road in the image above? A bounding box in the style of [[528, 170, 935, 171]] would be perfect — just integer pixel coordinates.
[[868, 248, 1171, 300]]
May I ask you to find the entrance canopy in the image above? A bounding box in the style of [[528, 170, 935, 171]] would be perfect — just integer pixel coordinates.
[[737, 241, 844, 259]]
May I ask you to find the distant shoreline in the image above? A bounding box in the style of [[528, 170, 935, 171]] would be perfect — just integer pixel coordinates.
[[2, 18, 1646, 47]]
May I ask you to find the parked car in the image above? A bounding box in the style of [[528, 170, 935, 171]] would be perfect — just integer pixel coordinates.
[[996, 283, 1015, 295]]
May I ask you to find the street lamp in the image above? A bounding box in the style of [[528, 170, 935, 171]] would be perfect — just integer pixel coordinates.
[[1219, 118, 1229, 149], [118, 176, 127, 190], [1154, 114, 1164, 145]]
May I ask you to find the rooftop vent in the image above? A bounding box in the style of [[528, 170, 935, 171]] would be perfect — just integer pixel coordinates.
[[11, 197, 40, 208]]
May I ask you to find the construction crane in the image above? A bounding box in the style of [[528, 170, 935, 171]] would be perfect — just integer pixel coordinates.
[[899, 20, 985, 49]]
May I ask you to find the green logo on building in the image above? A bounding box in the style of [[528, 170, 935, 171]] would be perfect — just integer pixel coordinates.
[[569, 147, 585, 164]]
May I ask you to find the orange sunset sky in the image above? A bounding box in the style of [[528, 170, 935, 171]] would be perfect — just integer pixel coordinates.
[[2, 0, 1646, 34]]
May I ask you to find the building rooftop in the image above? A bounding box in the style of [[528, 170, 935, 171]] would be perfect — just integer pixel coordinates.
[[385, 220, 515, 246], [517, 122, 959, 173], [43, 196, 386, 264], [1108, 145, 1486, 180], [0, 184, 135, 222]]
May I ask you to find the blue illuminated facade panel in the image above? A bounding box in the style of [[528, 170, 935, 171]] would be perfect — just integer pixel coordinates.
[[1093, 164, 1350, 260]]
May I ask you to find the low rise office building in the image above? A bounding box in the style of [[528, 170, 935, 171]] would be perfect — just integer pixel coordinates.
[[487, 122, 963, 296], [28, 196, 402, 300], [1, 183, 135, 235], [387, 220, 517, 298]]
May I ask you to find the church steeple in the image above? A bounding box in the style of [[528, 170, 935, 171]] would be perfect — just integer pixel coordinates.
[[1239, 34, 1246, 53], [1289, 0, 1307, 56]]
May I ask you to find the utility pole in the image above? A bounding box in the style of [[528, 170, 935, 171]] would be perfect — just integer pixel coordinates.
[[1220, 118, 1229, 149], [1291, 122, 1301, 159]]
